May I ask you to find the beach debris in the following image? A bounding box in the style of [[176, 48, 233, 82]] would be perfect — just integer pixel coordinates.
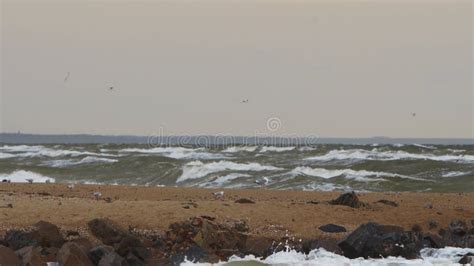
[[93, 191, 102, 200], [329, 191, 366, 208], [375, 199, 398, 207], [26, 179, 34, 184], [212, 191, 224, 199], [318, 224, 347, 233], [235, 198, 255, 204], [255, 177, 269, 186]]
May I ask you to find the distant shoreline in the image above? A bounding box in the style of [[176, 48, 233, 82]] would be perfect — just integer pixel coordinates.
[[1, 133, 473, 145]]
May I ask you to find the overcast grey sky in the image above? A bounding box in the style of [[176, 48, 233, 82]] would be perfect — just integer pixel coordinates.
[[1, 0, 472, 138]]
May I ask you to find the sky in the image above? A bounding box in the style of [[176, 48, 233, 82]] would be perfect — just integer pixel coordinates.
[[1, 0, 472, 138]]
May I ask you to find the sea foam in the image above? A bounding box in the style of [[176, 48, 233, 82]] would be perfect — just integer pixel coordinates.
[[0, 170, 55, 183]]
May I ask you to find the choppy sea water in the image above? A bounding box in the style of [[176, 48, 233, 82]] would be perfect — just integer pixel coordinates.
[[0, 143, 473, 192]]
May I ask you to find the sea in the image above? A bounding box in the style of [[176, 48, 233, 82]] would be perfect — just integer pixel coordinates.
[[0, 142, 473, 192], [1, 136, 474, 265]]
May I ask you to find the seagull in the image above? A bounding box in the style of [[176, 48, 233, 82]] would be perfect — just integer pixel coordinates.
[[64, 72, 70, 82], [67, 184, 75, 190], [255, 177, 270, 186], [26, 179, 34, 184], [241, 99, 249, 103], [93, 191, 102, 200], [212, 191, 224, 199], [109, 86, 114, 91], [412, 113, 416, 117]]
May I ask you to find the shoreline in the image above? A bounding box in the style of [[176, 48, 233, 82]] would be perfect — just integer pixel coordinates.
[[1, 184, 473, 264]]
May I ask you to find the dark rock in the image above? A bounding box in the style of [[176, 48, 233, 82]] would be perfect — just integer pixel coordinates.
[[0, 245, 21, 265], [34, 221, 65, 248], [57, 242, 93, 266], [329, 192, 365, 208], [88, 245, 114, 265], [125, 252, 146, 266], [423, 234, 446, 248], [471, 220, 474, 226], [170, 244, 208, 266], [88, 218, 128, 245], [234, 198, 255, 204], [99, 251, 128, 266], [338, 223, 422, 259], [319, 224, 347, 233], [241, 235, 273, 258], [66, 230, 81, 239], [450, 219, 468, 236], [4, 230, 38, 250], [116, 236, 149, 262], [15, 246, 44, 266], [458, 254, 472, 264], [411, 224, 423, 233], [232, 220, 250, 233], [428, 219, 438, 229], [376, 199, 398, 207]]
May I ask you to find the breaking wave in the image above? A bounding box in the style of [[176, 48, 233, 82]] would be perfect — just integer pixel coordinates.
[[177, 160, 282, 182], [0, 145, 116, 158], [222, 146, 258, 153], [290, 166, 425, 182], [0, 170, 55, 183], [182, 247, 474, 266], [120, 147, 225, 160], [43, 156, 119, 168], [260, 146, 296, 153], [305, 149, 474, 163]]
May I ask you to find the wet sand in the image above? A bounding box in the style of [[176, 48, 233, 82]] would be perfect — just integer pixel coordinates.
[[1, 184, 473, 240]]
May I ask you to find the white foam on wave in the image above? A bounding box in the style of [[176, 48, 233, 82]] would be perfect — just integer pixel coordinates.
[[198, 173, 251, 188], [305, 149, 474, 163], [413, 144, 437, 150], [0, 145, 117, 158], [182, 247, 474, 266], [0, 152, 16, 159], [222, 146, 258, 153], [298, 146, 318, 152], [442, 171, 470, 178], [290, 166, 424, 182], [120, 147, 225, 160], [0, 170, 55, 183], [43, 156, 118, 168], [260, 146, 296, 153], [178, 160, 282, 182]]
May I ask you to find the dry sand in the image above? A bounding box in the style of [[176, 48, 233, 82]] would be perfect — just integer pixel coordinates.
[[1, 184, 473, 240]]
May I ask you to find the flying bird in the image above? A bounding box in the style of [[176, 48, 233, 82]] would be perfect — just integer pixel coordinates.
[[255, 177, 270, 186], [64, 72, 70, 82]]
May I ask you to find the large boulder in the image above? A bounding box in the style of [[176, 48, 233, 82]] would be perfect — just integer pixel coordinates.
[[4, 230, 38, 251], [99, 251, 128, 266], [338, 223, 423, 259], [0, 245, 21, 265], [15, 246, 44, 266], [87, 219, 128, 246], [329, 192, 366, 208], [89, 245, 114, 265], [34, 221, 65, 248], [57, 242, 93, 266]]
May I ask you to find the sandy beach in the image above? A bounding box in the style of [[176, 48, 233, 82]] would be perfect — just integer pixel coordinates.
[[1, 184, 473, 239]]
